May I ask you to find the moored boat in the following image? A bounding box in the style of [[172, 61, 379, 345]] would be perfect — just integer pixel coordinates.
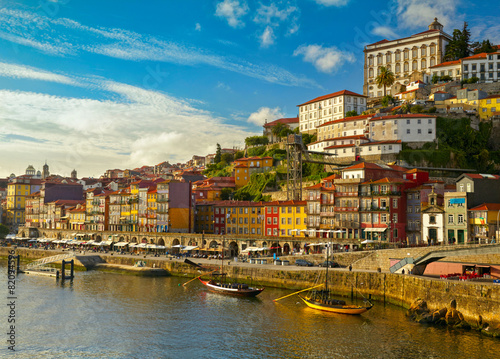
[[198, 275, 264, 297], [299, 291, 372, 315]]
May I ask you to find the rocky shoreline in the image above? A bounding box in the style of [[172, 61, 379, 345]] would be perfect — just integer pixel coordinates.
[[407, 298, 500, 338]]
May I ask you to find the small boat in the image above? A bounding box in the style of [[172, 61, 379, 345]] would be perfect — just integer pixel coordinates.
[[299, 290, 372, 315], [276, 237, 372, 315], [198, 274, 264, 297]]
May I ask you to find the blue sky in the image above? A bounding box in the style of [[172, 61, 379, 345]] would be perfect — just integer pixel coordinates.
[[0, 0, 499, 178]]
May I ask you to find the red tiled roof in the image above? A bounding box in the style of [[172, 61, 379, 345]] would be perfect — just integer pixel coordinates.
[[307, 135, 368, 146], [370, 114, 436, 121], [484, 94, 500, 99], [324, 144, 355, 150], [469, 203, 500, 211], [318, 115, 371, 128], [298, 90, 367, 106], [395, 88, 417, 95], [464, 173, 500, 180], [461, 53, 488, 60], [429, 60, 461, 68], [434, 91, 449, 94], [412, 29, 440, 36], [263, 117, 299, 127], [343, 162, 385, 171], [370, 177, 408, 184], [359, 140, 401, 146]]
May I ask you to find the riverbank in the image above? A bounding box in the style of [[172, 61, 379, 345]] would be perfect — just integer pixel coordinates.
[[2, 246, 500, 326]]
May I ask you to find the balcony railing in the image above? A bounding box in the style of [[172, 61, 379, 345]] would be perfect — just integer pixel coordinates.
[[334, 220, 360, 228], [335, 192, 358, 197], [334, 207, 359, 212]]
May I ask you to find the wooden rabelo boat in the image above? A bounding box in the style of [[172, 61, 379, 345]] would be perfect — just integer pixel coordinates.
[[198, 273, 264, 297]]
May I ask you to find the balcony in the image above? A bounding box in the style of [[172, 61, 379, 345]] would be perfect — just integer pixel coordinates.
[[334, 220, 360, 229], [335, 192, 358, 197], [334, 207, 359, 212], [320, 211, 335, 217]]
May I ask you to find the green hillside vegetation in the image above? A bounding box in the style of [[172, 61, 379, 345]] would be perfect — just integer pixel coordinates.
[[398, 117, 497, 172], [233, 172, 278, 202]]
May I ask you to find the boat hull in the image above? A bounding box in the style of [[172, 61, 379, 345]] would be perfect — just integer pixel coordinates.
[[299, 296, 372, 315], [199, 279, 264, 297]]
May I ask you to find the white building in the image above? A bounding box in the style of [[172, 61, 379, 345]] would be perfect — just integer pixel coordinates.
[[298, 90, 367, 135], [363, 18, 452, 98], [462, 51, 500, 83], [369, 114, 436, 143], [429, 59, 461, 80], [421, 190, 445, 244]]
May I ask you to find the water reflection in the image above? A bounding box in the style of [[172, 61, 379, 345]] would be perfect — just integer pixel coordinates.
[[5, 266, 499, 359]]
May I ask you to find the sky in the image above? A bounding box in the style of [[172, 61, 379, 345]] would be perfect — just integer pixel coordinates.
[[0, 0, 499, 178]]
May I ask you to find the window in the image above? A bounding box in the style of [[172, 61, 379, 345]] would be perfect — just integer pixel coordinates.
[[458, 214, 464, 224], [407, 129, 411, 134], [408, 206, 412, 213], [418, 129, 421, 134], [448, 214, 454, 224], [429, 216, 436, 224], [393, 199, 398, 208], [428, 129, 432, 134]]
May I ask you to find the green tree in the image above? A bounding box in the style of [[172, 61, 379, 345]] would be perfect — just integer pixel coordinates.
[[401, 103, 411, 114], [471, 39, 496, 54], [220, 188, 233, 200], [0, 224, 9, 239], [301, 133, 316, 146], [345, 110, 358, 117], [375, 66, 395, 97], [467, 76, 479, 84], [234, 150, 244, 160], [214, 143, 222, 164], [244, 136, 269, 147], [444, 22, 471, 60], [271, 122, 286, 139], [410, 105, 424, 114], [440, 75, 452, 82], [431, 74, 440, 84], [381, 95, 394, 108], [220, 152, 234, 165]]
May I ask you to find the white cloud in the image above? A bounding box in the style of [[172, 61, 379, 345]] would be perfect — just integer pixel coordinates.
[[0, 8, 317, 88], [195, 23, 201, 31], [260, 26, 275, 48], [0, 61, 77, 85], [293, 44, 355, 73], [253, 3, 300, 44], [313, 0, 350, 7], [215, 0, 249, 28], [395, 0, 462, 30], [216, 82, 231, 91], [0, 65, 252, 177], [372, 26, 399, 39], [247, 107, 284, 126]]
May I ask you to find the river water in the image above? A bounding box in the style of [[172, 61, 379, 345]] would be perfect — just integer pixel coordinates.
[[3, 266, 499, 359]]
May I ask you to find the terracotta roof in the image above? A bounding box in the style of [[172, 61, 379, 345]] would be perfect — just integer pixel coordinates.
[[395, 88, 418, 95], [369, 177, 408, 184], [359, 140, 401, 146], [307, 135, 368, 146], [343, 162, 385, 171], [304, 183, 323, 190], [263, 117, 299, 128], [461, 53, 487, 60], [469, 203, 500, 211], [324, 144, 355, 150], [429, 60, 461, 68], [463, 173, 500, 180], [298, 90, 367, 106], [370, 114, 436, 121], [318, 115, 372, 128], [434, 91, 449, 94]]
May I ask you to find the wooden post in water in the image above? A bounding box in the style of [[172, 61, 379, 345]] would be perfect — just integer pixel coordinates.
[[16, 255, 20, 274], [69, 259, 74, 280], [61, 259, 66, 281]]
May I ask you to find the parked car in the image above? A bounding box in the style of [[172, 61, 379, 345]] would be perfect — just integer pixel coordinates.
[[295, 259, 314, 267], [319, 260, 340, 268]]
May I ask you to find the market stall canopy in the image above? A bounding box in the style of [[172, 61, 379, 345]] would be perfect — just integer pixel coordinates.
[[361, 240, 378, 244], [114, 242, 129, 247], [182, 246, 199, 251], [364, 228, 387, 232]]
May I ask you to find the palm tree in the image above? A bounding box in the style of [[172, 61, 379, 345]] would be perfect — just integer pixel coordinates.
[[375, 66, 395, 97]]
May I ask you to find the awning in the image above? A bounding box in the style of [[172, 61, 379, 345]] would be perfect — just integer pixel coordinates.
[[100, 240, 113, 246], [172, 244, 184, 248], [182, 246, 199, 251], [6, 234, 16, 239], [114, 242, 129, 247], [364, 227, 387, 232], [28, 239, 37, 242], [361, 239, 378, 244], [129, 243, 138, 248]]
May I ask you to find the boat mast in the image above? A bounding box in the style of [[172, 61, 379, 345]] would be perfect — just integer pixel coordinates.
[[324, 241, 329, 300], [221, 236, 224, 283]]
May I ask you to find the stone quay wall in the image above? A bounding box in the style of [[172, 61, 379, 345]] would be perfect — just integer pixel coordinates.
[[2, 247, 499, 325]]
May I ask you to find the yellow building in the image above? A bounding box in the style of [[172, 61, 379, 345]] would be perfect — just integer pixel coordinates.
[[479, 95, 500, 120], [223, 201, 264, 236], [195, 202, 215, 234], [233, 157, 273, 188], [468, 203, 500, 241], [145, 188, 157, 232], [278, 201, 307, 237], [6, 176, 42, 229]]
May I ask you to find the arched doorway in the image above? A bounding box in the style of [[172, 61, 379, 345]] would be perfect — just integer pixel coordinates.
[[293, 243, 301, 254], [271, 242, 281, 255], [158, 238, 165, 246], [172, 238, 180, 253], [130, 237, 137, 243], [229, 241, 238, 257], [141, 237, 147, 243], [95, 235, 102, 242], [283, 243, 290, 255]]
